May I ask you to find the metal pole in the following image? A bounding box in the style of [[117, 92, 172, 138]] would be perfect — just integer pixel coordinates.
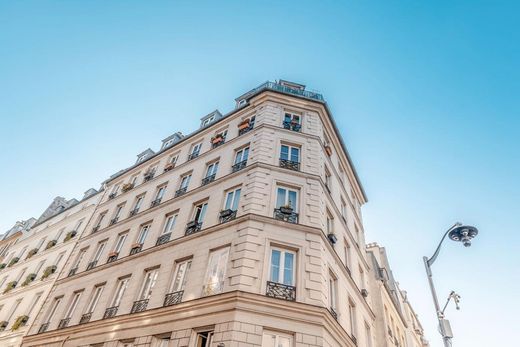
[[423, 256, 452, 347]]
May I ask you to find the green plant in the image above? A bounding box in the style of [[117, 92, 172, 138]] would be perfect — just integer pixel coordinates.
[[45, 240, 57, 250], [11, 315, 28, 331], [41, 265, 57, 280], [64, 231, 77, 242], [0, 263, 6, 270], [3, 281, 17, 294], [0, 320, 8, 332], [26, 248, 38, 259], [8, 257, 19, 267], [21, 273, 37, 287]]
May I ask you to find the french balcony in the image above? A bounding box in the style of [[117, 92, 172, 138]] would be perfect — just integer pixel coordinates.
[[202, 281, 224, 297], [38, 322, 49, 333], [279, 158, 300, 171], [103, 306, 119, 319], [273, 208, 299, 224], [211, 136, 225, 149], [175, 186, 188, 197], [150, 198, 162, 208], [188, 151, 200, 161], [129, 208, 139, 217], [109, 217, 119, 226], [164, 162, 175, 172], [163, 290, 184, 307], [143, 171, 155, 182], [201, 174, 216, 186], [130, 243, 143, 255], [79, 312, 92, 325], [330, 307, 338, 320], [68, 267, 78, 277], [185, 221, 202, 236], [92, 225, 100, 234], [86, 260, 97, 271], [219, 209, 237, 223], [130, 299, 149, 313], [108, 192, 116, 199], [122, 183, 134, 192], [107, 251, 119, 263], [238, 121, 253, 136], [232, 160, 247, 173], [0, 320, 8, 332], [57, 318, 70, 329], [266, 281, 296, 301], [282, 120, 301, 132], [156, 232, 171, 246]]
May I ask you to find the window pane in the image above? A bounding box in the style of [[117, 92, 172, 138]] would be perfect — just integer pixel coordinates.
[[232, 189, 241, 211], [288, 191, 297, 209], [283, 252, 294, 285], [276, 188, 286, 208], [224, 191, 234, 210], [280, 145, 289, 160], [290, 147, 299, 162], [270, 250, 280, 282], [242, 147, 249, 161]]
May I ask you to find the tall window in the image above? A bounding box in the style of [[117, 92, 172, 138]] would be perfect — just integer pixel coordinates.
[[170, 259, 191, 293], [341, 198, 348, 221], [205, 161, 219, 177], [162, 214, 177, 235], [344, 239, 351, 270], [64, 292, 82, 319], [72, 249, 87, 270], [275, 187, 298, 211], [224, 188, 241, 211], [44, 297, 62, 324], [136, 225, 151, 245], [262, 330, 293, 347], [113, 233, 128, 253], [16, 268, 27, 282], [269, 248, 295, 286], [155, 185, 167, 201], [328, 271, 338, 311], [85, 285, 104, 314], [74, 219, 84, 232], [137, 269, 159, 301], [193, 202, 208, 224], [280, 144, 300, 163], [180, 174, 191, 189], [234, 147, 249, 164], [36, 237, 46, 251], [27, 292, 43, 316], [133, 195, 145, 212], [348, 300, 357, 338], [202, 247, 230, 296], [190, 143, 202, 156], [113, 204, 124, 221], [283, 112, 301, 126], [7, 298, 22, 322], [18, 246, 28, 258], [326, 212, 334, 234], [54, 251, 65, 266], [195, 331, 214, 347], [95, 212, 107, 228], [365, 323, 373, 347], [34, 260, 46, 275], [111, 277, 130, 307], [92, 242, 107, 262], [325, 167, 332, 191], [359, 266, 365, 289]]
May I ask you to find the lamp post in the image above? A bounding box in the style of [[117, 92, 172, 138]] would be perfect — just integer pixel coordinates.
[[423, 223, 478, 347]]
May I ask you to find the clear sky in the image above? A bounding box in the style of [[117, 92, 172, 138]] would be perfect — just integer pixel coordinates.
[[0, 1, 518, 346]]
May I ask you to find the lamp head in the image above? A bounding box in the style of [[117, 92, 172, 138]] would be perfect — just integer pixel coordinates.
[[448, 225, 478, 247]]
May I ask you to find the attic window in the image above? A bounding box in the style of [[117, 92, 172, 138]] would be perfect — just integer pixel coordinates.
[[162, 139, 175, 149], [137, 155, 147, 163], [202, 116, 215, 127]]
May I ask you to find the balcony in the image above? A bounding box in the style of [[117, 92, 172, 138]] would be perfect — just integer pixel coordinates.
[[351, 335, 357, 346], [164, 162, 175, 172], [86, 260, 97, 270], [143, 171, 155, 182], [201, 174, 216, 186], [0, 320, 8, 332], [92, 225, 100, 234], [38, 322, 49, 333], [202, 281, 224, 296], [108, 192, 116, 199], [130, 243, 143, 255], [57, 318, 70, 329], [79, 312, 92, 325], [68, 267, 78, 277], [238, 120, 253, 136], [150, 198, 162, 208], [175, 186, 188, 197], [273, 208, 299, 224], [103, 306, 119, 319], [129, 208, 139, 217], [219, 209, 237, 223], [330, 307, 338, 320], [266, 281, 296, 301], [130, 299, 149, 313], [188, 151, 200, 161], [156, 232, 171, 246], [109, 217, 119, 226], [282, 120, 301, 132], [211, 135, 225, 149], [248, 81, 324, 102], [107, 252, 119, 263], [232, 160, 247, 173], [279, 158, 300, 171], [122, 183, 134, 192], [185, 221, 202, 236], [163, 290, 184, 307]]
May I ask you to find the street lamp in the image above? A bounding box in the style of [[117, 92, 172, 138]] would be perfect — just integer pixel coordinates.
[[423, 223, 478, 347]]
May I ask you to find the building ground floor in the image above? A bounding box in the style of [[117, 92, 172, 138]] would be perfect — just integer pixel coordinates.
[[21, 291, 361, 347]]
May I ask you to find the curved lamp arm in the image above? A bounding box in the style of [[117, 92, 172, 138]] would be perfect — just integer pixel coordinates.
[[426, 222, 461, 267]]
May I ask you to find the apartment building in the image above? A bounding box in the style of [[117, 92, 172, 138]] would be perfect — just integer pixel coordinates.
[[366, 243, 429, 347], [0, 192, 101, 347]]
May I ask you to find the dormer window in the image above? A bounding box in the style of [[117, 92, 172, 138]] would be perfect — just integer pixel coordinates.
[[202, 116, 215, 127], [199, 110, 222, 128], [162, 139, 175, 149]]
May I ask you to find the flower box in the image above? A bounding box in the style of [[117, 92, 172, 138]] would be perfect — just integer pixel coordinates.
[[279, 206, 293, 215], [107, 251, 119, 258], [3, 281, 17, 294], [211, 135, 224, 144], [64, 230, 77, 242], [0, 263, 6, 270], [219, 209, 234, 218], [327, 233, 338, 245], [130, 242, 142, 250], [21, 273, 37, 287], [238, 120, 250, 130], [122, 183, 134, 192], [41, 265, 57, 280], [8, 257, 19, 267], [164, 163, 175, 172], [26, 248, 38, 259], [45, 240, 57, 250], [11, 315, 29, 331]]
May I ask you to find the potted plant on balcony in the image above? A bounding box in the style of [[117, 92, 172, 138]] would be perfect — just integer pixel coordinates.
[[0, 263, 6, 270], [26, 248, 38, 259], [3, 280, 17, 294], [164, 162, 175, 172], [211, 134, 224, 144], [186, 220, 198, 229], [107, 251, 119, 259], [122, 182, 134, 192], [21, 273, 37, 287], [279, 204, 293, 215], [0, 321, 8, 332], [45, 239, 57, 250], [64, 230, 77, 242], [238, 119, 250, 130], [11, 315, 29, 331], [41, 265, 57, 280], [143, 169, 155, 181], [8, 257, 19, 267]]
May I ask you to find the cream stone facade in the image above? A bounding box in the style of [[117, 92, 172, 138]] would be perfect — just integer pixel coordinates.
[[0, 192, 101, 347], [6, 80, 428, 347]]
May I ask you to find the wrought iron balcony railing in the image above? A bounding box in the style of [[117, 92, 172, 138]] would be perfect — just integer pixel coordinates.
[[163, 290, 184, 307], [185, 221, 202, 236], [57, 318, 70, 329], [107, 254, 119, 263], [150, 198, 162, 208], [92, 225, 100, 234], [282, 120, 302, 132], [219, 209, 237, 224], [130, 299, 149, 313], [202, 281, 224, 296], [188, 151, 200, 161], [129, 208, 139, 217], [38, 322, 49, 333], [68, 267, 78, 277], [130, 244, 142, 255], [266, 281, 296, 301], [79, 312, 92, 325], [86, 260, 97, 271], [238, 124, 253, 136], [279, 158, 300, 171], [156, 232, 171, 246], [103, 306, 119, 319], [143, 171, 155, 182], [108, 192, 116, 199], [201, 174, 216, 186], [244, 81, 324, 102], [110, 217, 119, 226], [330, 307, 338, 320], [273, 208, 299, 224], [175, 186, 188, 197], [232, 160, 247, 173]]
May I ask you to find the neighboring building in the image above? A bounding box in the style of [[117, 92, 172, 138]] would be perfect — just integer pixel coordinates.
[[366, 243, 429, 347], [0, 191, 101, 347], [22, 80, 376, 347]]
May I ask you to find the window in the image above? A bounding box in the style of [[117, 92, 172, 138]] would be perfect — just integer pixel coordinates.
[[193, 202, 208, 224], [348, 300, 357, 338], [18, 246, 28, 258], [6, 298, 22, 322], [195, 331, 214, 347], [280, 144, 300, 163], [205, 161, 219, 178], [329, 271, 338, 311], [111, 277, 130, 307], [224, 188, 241, 211], [202, 247, 230, 296], [326, 212, 334, 234], [92, 242, 107, 262], [34, 260, 45, 275], [72, 249, 87, 270], [325, 167, 332, 191], [190, 143, 202, 157], [36, 237, 46, 251], [344, 239, 351, 270], [113, 233, 128, 253], [262, 330, 293, 347], [64, 292, 82, 319], [111, 184, 120, 195], [16, 268, 27, 282], [112, 204, 125, 222], [202, 115, 215, 126], [270, 248, 295, 286], [275, 187, 298, 211], [85, 285, 104, 314], [44, 297, 62, 324], [137, 269, 159, 301], [170, 259, 191, 293], [27, 292, 43, 316], [155, 185, 167, 201], [132, 195, 145, 213], [169, 154, 178, 165], [95, 212, 107, 228], [365, 323, 372, 347], [54, 251, 65, 267], [180, 174, 191, 189], [359, 266, 365, 289], [234, 147, 249, 164], [74, 219, 84, 232], [162, 214, 177, 235], [0, 276, 7, 289], [283, 112, 301, 131], [341, 198, 347, 221], [136, 225, 151, 245]]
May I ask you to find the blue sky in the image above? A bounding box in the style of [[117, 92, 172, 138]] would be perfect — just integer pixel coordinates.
[[0, 1, 518, 346]]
